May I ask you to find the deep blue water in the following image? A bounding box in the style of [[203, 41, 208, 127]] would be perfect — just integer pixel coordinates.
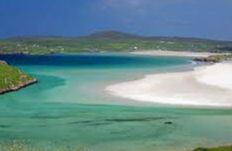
[[0, 53, 189, 68]]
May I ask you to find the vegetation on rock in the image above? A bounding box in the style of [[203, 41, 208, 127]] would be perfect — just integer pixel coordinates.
[[193, 54, 232, 63], [194, 145, 232, 151], [0, 61, 37, 94]]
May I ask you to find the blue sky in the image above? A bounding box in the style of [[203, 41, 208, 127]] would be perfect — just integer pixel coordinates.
[[0, 0, 232, 40]]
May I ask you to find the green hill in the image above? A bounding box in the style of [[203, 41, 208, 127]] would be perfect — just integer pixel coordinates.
[[1, 31, 232, 54], [0, 61, 37, 94]]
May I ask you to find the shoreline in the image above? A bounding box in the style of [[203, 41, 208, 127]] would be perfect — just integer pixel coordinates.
[[0, 50, 227, 56], [0, 78, 37, 95], [131, 50, 228, 57], [106, 62, 232, 108]]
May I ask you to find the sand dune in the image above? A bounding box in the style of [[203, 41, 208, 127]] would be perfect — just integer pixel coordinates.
[[106, 63, 232, 107]]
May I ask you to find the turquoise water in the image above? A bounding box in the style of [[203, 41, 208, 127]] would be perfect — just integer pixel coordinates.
[[0, 53, 232, 151]]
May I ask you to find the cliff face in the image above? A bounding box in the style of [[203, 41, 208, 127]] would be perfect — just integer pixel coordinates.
[[0, 61, 37, 94]]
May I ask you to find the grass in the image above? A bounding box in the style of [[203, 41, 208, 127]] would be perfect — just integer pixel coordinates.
[[194, 145, 232, 151], [0, 38, 224, 54], [0, 61, 35, 93]]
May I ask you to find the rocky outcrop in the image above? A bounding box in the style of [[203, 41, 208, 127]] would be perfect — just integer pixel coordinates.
[[193, 54, 232, 63], [0, 78, 37, 95], [0, 60, 7, 65], [0, 61, 38, 95]]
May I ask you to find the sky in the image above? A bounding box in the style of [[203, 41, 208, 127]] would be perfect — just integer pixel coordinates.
[[0, 0, 232, 40]]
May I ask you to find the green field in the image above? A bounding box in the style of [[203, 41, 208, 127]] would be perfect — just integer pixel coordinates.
[[1, 31, 232, 54], [0, 61, 35, 93]]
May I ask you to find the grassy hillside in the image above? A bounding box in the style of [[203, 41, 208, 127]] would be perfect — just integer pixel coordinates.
[[0, 61, 36, 94], [1, 31, 232, 54]]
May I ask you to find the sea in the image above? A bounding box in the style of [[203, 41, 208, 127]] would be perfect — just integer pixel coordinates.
[[0, 53, 232, 151]]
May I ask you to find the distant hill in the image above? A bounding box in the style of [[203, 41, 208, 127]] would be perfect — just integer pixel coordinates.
[[1, 30, 232, 54]]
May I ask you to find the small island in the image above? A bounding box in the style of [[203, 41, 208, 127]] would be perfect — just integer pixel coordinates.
[[0, 60, 37, 94]]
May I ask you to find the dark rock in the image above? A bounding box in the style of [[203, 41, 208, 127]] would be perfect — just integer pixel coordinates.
[[164, 121, 173, 125]]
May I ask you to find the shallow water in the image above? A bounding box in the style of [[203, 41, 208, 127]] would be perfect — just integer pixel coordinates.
[[0, 53, 232, 151]]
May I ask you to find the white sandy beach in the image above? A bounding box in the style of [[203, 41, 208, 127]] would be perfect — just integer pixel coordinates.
[[132, 50, 224, 57], [106, 62, 232, 107]]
